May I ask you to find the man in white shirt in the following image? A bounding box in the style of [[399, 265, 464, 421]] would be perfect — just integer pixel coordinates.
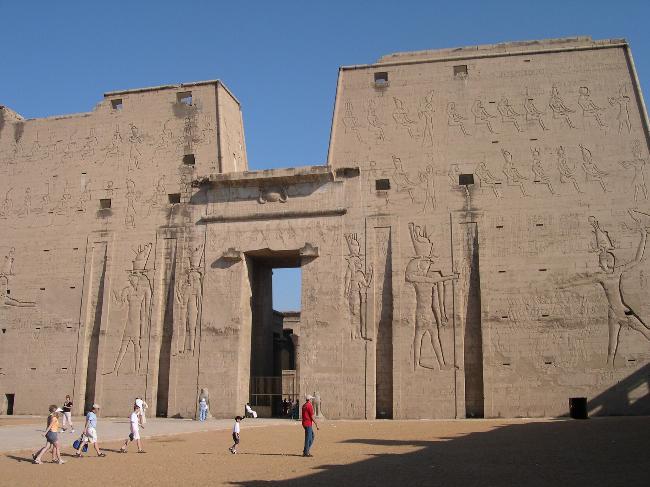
[[120, 405, 145, 453]]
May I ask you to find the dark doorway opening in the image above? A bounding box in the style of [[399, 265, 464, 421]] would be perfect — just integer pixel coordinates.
[[5, 394, 15, 415], [247, 250, 301, 417]]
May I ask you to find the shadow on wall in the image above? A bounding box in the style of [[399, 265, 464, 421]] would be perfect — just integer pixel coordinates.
[[587, 363, 650, 416], [228, 417, 650, 487]]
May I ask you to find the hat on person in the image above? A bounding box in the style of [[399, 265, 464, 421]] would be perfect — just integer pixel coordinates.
[[92, 403, 100, 409], [305, 394, 314, 400]]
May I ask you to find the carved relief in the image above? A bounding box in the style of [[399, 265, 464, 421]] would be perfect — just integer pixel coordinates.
[[258, 186, 288, 204], [447, 102, 471, 135], [620, 140, 647, 201], [106, 243, 153, 375], [523, 96, 549, 131], [343, 101, 363, 142], [608, 84, 632, 134], [366, 99, 386, 141], [0, 248, 35, 308], [471, 100, 498, 134], [548, 86, 576, 128], [405, 223, 457, 370], [497, 97, 524, 132], [127, 123, 145, 170], [392, 155, 417, 203], [564, 213, 650, 365], [418, 165, 436, 212], [501, 149, 529, 196], [392, 97, 418, 139], [556, 146, 583, 193], [475, 160, 503, 198], [578, 86, 607, 128], [531, 148, 556, 194], [344, 233, 373, 340], [418, 91, 435, 147], [579, 144, 608, 192], [175, 245, 204, 355]]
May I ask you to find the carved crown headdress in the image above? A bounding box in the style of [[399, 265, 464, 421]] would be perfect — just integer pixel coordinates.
[[345, 233, 361, 257], [132, 243, 152, 272], [409, 222, 437, 258]]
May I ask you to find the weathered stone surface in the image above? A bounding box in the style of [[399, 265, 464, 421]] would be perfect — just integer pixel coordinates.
[[1, 37, 649, 419]]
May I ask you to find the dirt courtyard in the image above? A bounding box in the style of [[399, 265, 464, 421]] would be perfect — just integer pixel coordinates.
[[1, 417, 648, 486]]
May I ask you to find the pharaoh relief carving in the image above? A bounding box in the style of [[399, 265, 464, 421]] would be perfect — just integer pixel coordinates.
[[530, 148, 556, 195], [418, 91, 435, 147], [548, 86, 576, 129], [258, 186, 288, 204], [343, 101, 363, 143], [105, 243, 152, 375], [562, 212, 650, 365], [620, 140, 647, 202], [501, 149, 529, 197], [392, 97, 418, 139], [405, 223, 457, 371], [608, 84, 632, 134], [447, 102, 471, 136], [472, 100, 498, 134], [579, 144, 609, 192], [578, 86, 607, 128], [556, 146, 583, 194], [344, 233, 373, 340], [366, 99, 386, 141], [0, 247, 35, 308], [474, 160, 503, 198], [175, 244, 204, 355], [497, 97, 524, 132], [523, 94, 549, 131]]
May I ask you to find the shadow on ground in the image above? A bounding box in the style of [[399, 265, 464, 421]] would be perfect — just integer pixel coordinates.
[[228, 417, 650, 487]]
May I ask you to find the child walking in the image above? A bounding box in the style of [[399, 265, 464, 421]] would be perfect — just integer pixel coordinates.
[[120, 404, 145, 453], [228, 416, 242, 454]]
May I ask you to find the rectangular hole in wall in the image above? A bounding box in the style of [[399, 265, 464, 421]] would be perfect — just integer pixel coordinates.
[[111, 99, 123, 110], [502, 363, 511, 366], [99, 198, 111, 209], [501, 315, 509, 319], [73, 247, 78, 250], [183, 154, 195, 165], [459, 174, 474, 186], [70, 286, 76, 289], [523, 59, 531, 63], [530, 138, 538, 141], [177, 91, 192, 106], [536, 223, 544, 227], [168, 193, 181, 204], [30, 367, 36, 371], [6, 290, 9, 295], [39, 288, 45, 291], [544, 361, 553, 365], [539, 268, 547, 272], [1, 328, 6, 334], [496, 225, 504, 229], [541, 313, 550, 317], [374, 72, 389, 87], [628, 358, 637, 362], [43, 249, 50, 252], [61, 367, 67, 371], [66, 325, 73, 329], [453, 65, 468, 78], [498, 270, 506, 273], [375, 179, 390, 191], [491, 140, 499, 144]]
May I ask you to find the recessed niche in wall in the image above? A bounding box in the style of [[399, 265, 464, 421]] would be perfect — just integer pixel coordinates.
[[168, 193, 181, 204], [459, 174, 474, 185], [177, 91, 193, 106], [99, 198, 112, 209], [454, 65, 468, 78], [183, 154, 195, 165], [111, 99, 123, 110], [375, 179, 390, 191], [374, 72, 389, 87]]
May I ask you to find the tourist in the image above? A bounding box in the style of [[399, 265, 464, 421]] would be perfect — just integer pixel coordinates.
[[292, 399, 300, 420], [61, 395, 74, 433], [301, 395, 319, 457], [75, 404, 106, 457], [135, 397, 149, 424], [120, 404, 145, 453], [228, 416, 242, 454], [245, 403, 257, 418], [33, 405, 64, 464], [199, 396, 208, 421]]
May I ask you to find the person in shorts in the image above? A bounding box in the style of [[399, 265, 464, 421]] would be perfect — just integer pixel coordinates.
[[229, 416, 242, 454], [75, 404, 106, 457], [120, 404, 145, 453], [33, 405, 64, 464], [61, 395, 74, 433]]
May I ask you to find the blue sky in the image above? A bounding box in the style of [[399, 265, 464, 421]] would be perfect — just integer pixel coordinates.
[[2, 0, 648, 310]]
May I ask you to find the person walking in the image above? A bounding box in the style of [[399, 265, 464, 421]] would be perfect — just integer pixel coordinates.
[[120, 404, 145, 453], [198, 396, 208, 421], [75, 404, 106, 458], [301, 395, 319, 457], [228, 416, 242, 454], [61, 395, 74, 433], [33, 405, 64, 464]]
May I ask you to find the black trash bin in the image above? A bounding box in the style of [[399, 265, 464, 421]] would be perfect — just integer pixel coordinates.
[[569, 397, 588, 419]]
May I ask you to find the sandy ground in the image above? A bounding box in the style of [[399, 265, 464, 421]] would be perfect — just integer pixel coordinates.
[[0, 418, 40, 427], [1, 416, 649, 487]]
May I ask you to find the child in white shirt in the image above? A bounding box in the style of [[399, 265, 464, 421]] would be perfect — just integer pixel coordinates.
[[229, 416, 242, 454]]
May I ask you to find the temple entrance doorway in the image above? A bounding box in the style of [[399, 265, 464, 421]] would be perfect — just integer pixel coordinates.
[[247, 250, 301, 418]]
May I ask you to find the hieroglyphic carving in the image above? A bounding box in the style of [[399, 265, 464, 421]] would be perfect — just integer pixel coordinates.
[[497, 97, 524, 132], [392, 97, 417, 138], [343, 101, 363, 142], [258, 186, 288, 204], [127, 123, 145, 170], [175, 244, 203, 355], [447, 102, 471, 135], [472, 100, 497, 134], [102, 125, 124, 165], [608, 84, 632, 134], [501, 149, 529, 196], [418, 165, 436, 212], [475, 160, 502, 198], [392, 155, 417, 203], [106, 243, 152, 375], [531, 148, 555, 194], [563, 213, 650, 365], [125, 179, 139, 228], [344, 233, 373, 340], [578, 86, 607, 128], [405, 223, 457, 370], [523, 95, 549, 131], [556, 146, 583, 193], [579, 144, 608, 192], [366, 99, 386, 141], [548, 86, 576, 128], [620, 140, 647, 201], [0, 247, 35, 307], [418, 91, 435, 147]]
